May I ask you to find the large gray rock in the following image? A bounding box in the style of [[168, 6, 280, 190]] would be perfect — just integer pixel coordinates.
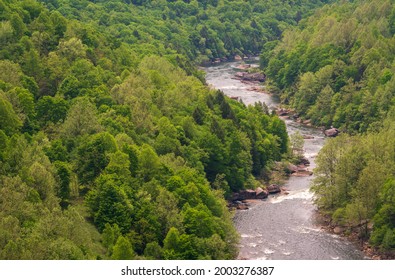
[[235, 72, 266, 82], [233, 187, 269, 200], [324, 127, 339, 137], [267, 184, 281, 194], [255, 187, 269, 199]]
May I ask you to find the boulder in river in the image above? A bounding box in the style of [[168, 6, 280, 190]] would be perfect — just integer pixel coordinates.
[[235, 72, 266, 83], [299, 157, 310, 166], [229, 200, 249, 210], [255, 187, 269, 199], [267, 184, 281, 194], [233, 187, 269, 200], [237, 204, 249, 210], [333, 226, 346, 234], [234, 55, 243, 60], [324, 127, 339, 137], [276, 108, 290, 116], [235, 64, 251, 70]]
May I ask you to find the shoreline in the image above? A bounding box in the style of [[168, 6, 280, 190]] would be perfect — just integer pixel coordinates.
[[315, 211, 395, 260]]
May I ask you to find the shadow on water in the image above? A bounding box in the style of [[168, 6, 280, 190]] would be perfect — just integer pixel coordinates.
[[204, 61, 366, 260]]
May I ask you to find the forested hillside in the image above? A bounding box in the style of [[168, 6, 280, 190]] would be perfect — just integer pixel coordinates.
[[0, 0, 334, 259], [312, 111, 395, 253], [262, 0, 395, 133], [39, 0, 330, 64], [260, 0, 395, 254]]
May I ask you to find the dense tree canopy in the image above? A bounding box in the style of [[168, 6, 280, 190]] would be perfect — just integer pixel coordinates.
[[262, 0, 395, 133], [0, 0, 315, 259], [312, 111, 395, 252]]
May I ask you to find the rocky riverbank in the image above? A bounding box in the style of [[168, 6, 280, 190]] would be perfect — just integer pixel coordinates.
[[275, 107, 341, 138], [316, 212, 395, 260]]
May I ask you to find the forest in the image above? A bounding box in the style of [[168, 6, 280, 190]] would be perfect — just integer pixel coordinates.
[[0, 0, 321, 259], [2, 0, 394, 259], [262, 0, 395, 133]]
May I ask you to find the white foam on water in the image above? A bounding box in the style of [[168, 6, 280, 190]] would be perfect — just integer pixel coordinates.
[[283, 252, 293, 256], [304, 227, 321, 232], [241, 233, 263, 238], [331, 256, 340, 260], [304, 152, 318, 157], [293, 226, 321, 234], [248, 243, 258, 248], [221, 85, 248, 90], [263, 249, 275, 255], [269, 189, 314, 204]]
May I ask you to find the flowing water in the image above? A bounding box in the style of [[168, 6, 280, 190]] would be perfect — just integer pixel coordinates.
[[204, 61, 366, 260]]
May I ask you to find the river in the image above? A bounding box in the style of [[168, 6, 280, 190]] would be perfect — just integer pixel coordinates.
[[204, 60, 366, 260]]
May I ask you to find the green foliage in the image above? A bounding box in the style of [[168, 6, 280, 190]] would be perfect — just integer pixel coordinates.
[[54, 161, 71, 207], [290, 131, 304, 158], [264, 0, 395, 133], [36, 96, 69, 125], [0, 176, 104, 259], [61, 98, 102, 138], [0, 92, 22, 135], [312, 113, 395, 250], [144, 241, 163, 260], [0, 0, 302, 260], [86, 174, 133, 233], [75, 132, 116, 185], [101, 223, 121, 253], [111, 236, 134, 260]]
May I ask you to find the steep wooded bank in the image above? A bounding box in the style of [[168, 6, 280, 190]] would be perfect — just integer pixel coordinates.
[[261, 0, 395, 255], [312, 112, 395, 255], [262, 0, 395, 133], [0, 0, 320, 259]]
